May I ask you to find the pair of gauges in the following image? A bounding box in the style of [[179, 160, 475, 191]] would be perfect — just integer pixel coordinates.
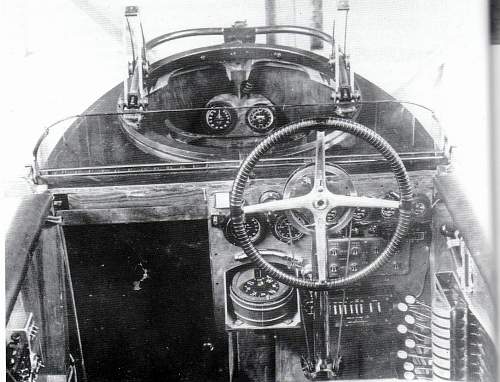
[[203, 101, 276, 134], [223, 210, 307, 246], [223, 213, 296, 246]]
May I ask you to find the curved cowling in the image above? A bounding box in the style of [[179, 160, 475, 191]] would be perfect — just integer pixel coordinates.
[[42, 39, 437, 175], [118, 42, 355, 162]]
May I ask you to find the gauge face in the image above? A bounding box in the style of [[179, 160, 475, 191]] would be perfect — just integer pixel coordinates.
[[353, 207, 368, 221], [326, 208, 340, 224], [246, 105, 275, 133], [381, 207, 397, 218], [259, 190, 282, 204], [271, 214, 305, 243], [224, 215, 266, 246], [413, 202, 426, 217], [204, 102, 237, 134], [241, 275, 280, 298], [381, 192, 399, 219], [283, 164, 356, 234]]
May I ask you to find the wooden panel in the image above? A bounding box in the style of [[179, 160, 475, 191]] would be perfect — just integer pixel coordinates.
[[58, 205, 208, 225], [38, 225, 68, 374], [6, 192, 52, 320], [65, 184, 207, 210]]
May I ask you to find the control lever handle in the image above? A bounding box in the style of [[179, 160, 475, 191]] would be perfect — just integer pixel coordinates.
[[439, 224, 460, 239]]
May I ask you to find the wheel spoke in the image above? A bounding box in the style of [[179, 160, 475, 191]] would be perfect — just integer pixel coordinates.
[[242, 194, 312, 215], [312, 212, 329, 282], [326, 194, 400, 209], [313, 131, 327, 192]]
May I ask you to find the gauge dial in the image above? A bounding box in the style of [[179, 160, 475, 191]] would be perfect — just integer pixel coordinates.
[[326, 208, 340, 224], [246, 105, 275, 133], [241, 274, 280, 298], [204, 102, 237, 134], [381, 192, 399, 219], [271, 214, 305, 243], [411, 194, 430, 221], [283, 164, 356, 234], [224, 215, 267, 246], [353, 207, 369, 221], [381, 207, 397, 218]]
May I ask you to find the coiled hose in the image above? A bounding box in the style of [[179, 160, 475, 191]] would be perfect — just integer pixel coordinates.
[[230, 117, 413, 291]]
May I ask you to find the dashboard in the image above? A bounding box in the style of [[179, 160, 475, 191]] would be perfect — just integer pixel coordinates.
[[206, 170, 434, 332]]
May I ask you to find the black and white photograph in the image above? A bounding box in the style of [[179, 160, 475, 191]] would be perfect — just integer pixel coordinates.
[[4, 1, 498, 381]]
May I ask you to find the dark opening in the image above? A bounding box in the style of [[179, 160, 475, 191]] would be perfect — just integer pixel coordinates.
[[64, 221, 226, 382]]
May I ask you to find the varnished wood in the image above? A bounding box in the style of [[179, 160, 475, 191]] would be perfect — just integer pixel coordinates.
[[5, 192, 52, 320], [57, 205, 207, 225], [65, 184, 206, 210], [38, 224, 68, 375]]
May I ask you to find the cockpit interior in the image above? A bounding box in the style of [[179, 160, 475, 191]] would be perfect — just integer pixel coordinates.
[[5, 2, 496, 382]]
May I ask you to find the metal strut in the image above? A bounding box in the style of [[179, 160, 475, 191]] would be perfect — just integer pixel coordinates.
[[120, 6, 149, 113]]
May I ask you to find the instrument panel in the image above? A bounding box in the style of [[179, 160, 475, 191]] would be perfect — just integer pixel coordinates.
[[201, 93, 278, 136], [207, 171, 435, 332]]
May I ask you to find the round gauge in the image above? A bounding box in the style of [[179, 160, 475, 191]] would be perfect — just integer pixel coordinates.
[[241, 274, 280, 298], [381, 207, 397, 218], [259, 190, 282, 204], [283, 164, 356, 234], [229, 267, 295, 326], [246, 105, 275, 133], [224, 215, 267, 247], [381, 192, 399, 219], [353, 207, 368, 221], [326, 208, 339, 224], [203, 102, 237, 134], [411, 194, 431, 221], [271, 214, 305, 243]]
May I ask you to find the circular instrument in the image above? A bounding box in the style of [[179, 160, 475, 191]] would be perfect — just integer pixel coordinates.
[[246, 105, 275, 133], [229, 267, 296, 327], [283, 164, 356, 234], [229, 118, 412, 291], [241, 274, 280, 298], [353, 207, 369, 221], [224, 215, 266, 246], [381, 192, 400, 219], [271, 214, 305, 243], [203, 101, 237, 134]]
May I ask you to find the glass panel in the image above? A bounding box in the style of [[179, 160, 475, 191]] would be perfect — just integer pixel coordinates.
[[34, 102, 444, 172]]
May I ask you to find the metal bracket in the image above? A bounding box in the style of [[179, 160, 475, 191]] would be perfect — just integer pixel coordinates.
[[440, 224, 473, 293], [119, 6, 149, 113], [45, 215, 63, 225], [223, 21, 256, 43]]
